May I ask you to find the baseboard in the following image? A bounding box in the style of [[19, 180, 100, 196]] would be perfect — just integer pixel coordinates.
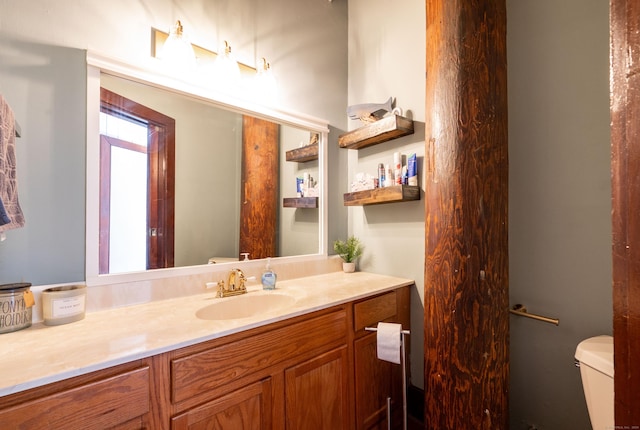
[[407, 384, 424, 423]]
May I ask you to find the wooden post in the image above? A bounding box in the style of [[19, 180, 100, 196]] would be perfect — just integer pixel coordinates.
[[240, 116, 279, 259], [610, 0, 640, 425], [424, 0, 509, 428]]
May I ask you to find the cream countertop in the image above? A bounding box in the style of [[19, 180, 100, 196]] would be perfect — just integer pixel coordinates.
[[0, 271, 413, 397]]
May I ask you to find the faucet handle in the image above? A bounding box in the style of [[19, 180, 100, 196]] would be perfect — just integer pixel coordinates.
[[206, 280, 223, 289], [216, 280, 226, 297], [206, 280, 227, 298]]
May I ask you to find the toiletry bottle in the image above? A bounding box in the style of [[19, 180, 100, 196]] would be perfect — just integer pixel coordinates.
[[303, 172, 310, 193], [378, 163, 385, 188], [394, 152, 402, 185], [407, 153, 418, 185], [384, 164, 393, 187], [261, 258, 277, 290], [296, 177, 304, 197]]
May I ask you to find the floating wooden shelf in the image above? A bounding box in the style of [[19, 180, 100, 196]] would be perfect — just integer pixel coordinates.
[[338, 115, 414, 150], [283, 197, 319, 208], [343, 185, 420, 206], [285, 144, 318, 162]]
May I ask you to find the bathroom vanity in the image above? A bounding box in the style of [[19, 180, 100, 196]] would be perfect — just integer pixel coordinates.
[[0, 272, 411, 429]]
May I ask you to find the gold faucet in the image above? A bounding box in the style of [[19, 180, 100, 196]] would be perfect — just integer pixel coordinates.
[[215, 269, 248, 298]]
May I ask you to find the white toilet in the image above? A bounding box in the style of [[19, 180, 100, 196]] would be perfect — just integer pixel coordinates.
[[575, 335, 614, 430]]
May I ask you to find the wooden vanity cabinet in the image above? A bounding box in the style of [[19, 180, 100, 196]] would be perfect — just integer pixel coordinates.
[[0, 285, 410, 430], [353, 288, 410, 430], [0, 359, 152, 430], [164, 286, 410, 430], [164, 305, 352, 430]]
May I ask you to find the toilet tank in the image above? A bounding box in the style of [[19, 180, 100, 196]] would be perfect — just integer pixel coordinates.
[[575, 335, 614, 430]]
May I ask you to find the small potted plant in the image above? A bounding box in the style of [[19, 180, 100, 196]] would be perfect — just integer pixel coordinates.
[[333, 236, 363, 273]]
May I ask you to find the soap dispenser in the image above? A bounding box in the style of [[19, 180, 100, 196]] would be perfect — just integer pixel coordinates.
[[261, 258, 277, 290]]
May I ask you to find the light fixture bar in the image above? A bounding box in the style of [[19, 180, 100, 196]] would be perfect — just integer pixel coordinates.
[[152, 28, 256, 75]]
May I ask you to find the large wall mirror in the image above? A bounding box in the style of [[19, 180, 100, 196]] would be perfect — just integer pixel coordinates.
[[86, 53, 328, 286]]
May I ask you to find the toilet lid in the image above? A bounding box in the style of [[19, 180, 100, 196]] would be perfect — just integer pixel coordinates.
[[575, 335, 614, 378]]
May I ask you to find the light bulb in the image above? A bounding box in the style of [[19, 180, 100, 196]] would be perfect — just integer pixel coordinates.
[[253, 58, 278, 103], [158, 20, 197, 72], [212, 41, 241, 89]]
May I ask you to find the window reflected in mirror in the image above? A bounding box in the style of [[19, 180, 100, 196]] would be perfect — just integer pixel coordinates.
[[99, 88, 175, 274]]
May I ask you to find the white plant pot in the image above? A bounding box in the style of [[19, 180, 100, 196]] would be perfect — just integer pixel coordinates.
[[342, 261, 356, 273]]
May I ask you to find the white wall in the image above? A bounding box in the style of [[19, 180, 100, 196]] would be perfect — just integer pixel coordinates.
[[507, 1, 612, 428], [347, 0, 426, 389], [0, 0, 348, 284]]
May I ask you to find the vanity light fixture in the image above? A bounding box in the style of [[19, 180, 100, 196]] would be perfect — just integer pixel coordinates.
[[152, 25, 279, 103], [253, 57, 278, 103], [211, 40, 242, 89], [157, 20, 197, 71]]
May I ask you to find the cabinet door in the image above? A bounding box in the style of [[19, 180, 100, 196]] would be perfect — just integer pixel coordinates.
[[171, 378, 272, 430], [354, 332, 403, 430], [284, 346, 350, 430]]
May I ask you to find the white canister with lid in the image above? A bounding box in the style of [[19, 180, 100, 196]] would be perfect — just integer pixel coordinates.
[[41, 285, 86, 326]]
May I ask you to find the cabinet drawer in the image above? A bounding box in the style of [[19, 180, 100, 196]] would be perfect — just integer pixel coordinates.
[[0, 366, 150, 430], [171, 378, 272, 430], [171, 308, 347, 404], [353, 291, 397, 332]]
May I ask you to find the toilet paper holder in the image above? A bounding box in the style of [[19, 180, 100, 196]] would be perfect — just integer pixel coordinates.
[[366, 326, 411, 430]]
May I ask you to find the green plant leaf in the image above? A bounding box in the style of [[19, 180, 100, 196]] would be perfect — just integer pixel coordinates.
[[333, 236, 363, 263]]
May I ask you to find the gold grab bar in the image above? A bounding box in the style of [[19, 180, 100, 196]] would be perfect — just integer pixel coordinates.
[[509, 304, 559, 326]]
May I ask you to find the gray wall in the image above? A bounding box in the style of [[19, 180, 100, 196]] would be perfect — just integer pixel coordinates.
[[507, 0, 612, 428], [279, 126, 320, 257], [0, 0, 348, 285], [347, 0, 426, 389], [0, 46, 86, 284]]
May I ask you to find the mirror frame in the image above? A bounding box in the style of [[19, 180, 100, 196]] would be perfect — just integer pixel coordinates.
[[85, 51, 329, 286]]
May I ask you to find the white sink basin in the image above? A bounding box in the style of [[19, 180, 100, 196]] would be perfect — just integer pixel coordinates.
[[196, 292, 296, 320]]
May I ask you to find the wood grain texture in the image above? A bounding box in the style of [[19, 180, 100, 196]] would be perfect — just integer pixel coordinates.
[[424, 0, 509, 428], [170, 378, 272, 430], [353, 291, 397, 332], [354, 333, 399, 429], [285, 144, 318, 162], [352, 288, 409, 430], [343, 186, 420, 207], [170, 310, 347, 404], [285, 346, 351, 430], [0, 365, 150, 429], [240, 116, 279, 259], [610, 0, 640, 426], [338, 115, 414, 150]]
